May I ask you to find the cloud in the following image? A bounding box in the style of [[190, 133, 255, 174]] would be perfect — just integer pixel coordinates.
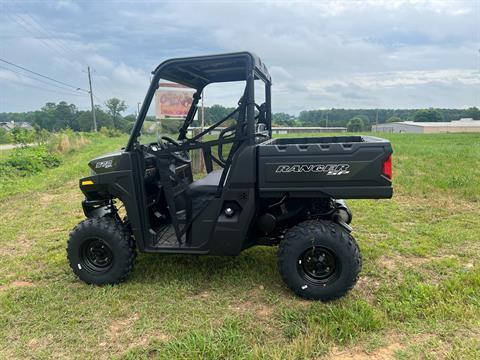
[[0, 0, 478, 114]]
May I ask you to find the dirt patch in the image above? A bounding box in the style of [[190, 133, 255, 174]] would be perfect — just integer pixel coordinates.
[[192, 290, 210, 300], [27, 334, 54, 351], [45, 227, 66, 234], [40, 193, 58, 206], [378, 253, 458, 272], [354, 275, 381, 303], [125, 332, 171, 351], [0, 281, 34, 292], [98, 313, 171, 356], [0, 233, 33, 257], [107, 313, 140, 342], [329, 342, 401, 360], [229, 300, 274, 320]]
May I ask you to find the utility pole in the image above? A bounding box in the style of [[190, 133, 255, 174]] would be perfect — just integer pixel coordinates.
[[87, 66, 97, 132], [137, 102, 141, 116]]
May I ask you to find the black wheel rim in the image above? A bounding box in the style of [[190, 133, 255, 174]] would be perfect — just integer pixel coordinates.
[[80, 238, 113, 273], [298, 247, 340, 285]]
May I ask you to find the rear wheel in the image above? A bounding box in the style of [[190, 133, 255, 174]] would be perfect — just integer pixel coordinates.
[[278, 220, 361, 301], [67, 217, 136, 285]]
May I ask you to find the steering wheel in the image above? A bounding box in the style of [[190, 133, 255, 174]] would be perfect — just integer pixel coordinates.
[[217, 124, 237, 165], [158, 136, 191, 164]]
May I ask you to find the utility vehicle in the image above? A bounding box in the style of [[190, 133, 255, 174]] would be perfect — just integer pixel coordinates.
[[67, 52, 393, 300]]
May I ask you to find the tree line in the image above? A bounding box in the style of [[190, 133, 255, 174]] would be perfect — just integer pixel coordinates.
[[1, 99, 479, 136], [197, 105, 479, 132], [0, 98, 134, 133]]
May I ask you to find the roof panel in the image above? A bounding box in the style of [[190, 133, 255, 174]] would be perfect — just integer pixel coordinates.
[[154, 51, 271, 89]]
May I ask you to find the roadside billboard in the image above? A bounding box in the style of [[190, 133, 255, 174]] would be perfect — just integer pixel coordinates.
[[155, 82, 195, 119]]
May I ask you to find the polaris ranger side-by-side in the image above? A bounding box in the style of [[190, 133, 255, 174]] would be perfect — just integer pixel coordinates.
[[67, 52, 393, 300]]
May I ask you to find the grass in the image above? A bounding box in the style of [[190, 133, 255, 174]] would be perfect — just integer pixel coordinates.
[[0, 132, 479, 359]]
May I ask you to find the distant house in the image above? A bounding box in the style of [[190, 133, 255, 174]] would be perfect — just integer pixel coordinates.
[[372, 118, 480, 133], [0, 121, 34, 132]]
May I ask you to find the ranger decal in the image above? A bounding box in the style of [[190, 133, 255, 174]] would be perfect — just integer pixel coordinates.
[[275, 164, 350, 176]]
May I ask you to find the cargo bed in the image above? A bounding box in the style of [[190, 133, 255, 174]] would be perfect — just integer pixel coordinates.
[[257, 135, 393, 199]]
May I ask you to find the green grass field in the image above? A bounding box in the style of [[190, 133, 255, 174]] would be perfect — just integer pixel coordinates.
[[0, 133, 479, 359]]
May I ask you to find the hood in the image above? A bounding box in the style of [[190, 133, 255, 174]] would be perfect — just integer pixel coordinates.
[[88, 151, 123, 174]]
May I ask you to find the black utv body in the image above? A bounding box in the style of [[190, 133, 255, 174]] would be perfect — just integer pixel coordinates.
[[68, 52, 393, 300]]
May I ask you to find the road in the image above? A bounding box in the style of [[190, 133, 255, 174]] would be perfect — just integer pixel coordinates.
[[0, 143, 35, 151]]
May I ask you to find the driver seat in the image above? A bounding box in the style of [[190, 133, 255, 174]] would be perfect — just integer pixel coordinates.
[[188, 170, 223, 195]]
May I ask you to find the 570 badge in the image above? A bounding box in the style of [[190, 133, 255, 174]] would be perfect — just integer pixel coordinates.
[[275, 163, 350, 176]]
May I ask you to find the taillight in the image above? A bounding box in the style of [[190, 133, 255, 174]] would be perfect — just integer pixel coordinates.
[[383, 155, 392, 179]]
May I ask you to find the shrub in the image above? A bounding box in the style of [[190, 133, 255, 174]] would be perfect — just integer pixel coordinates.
[[56, 133, 71, 153], [12, 128, 36, 146], [35, 129, 52, 145], [45, 130, 90, 154], [99, 127, 123, 138], [2, 146, 61, 177], [0, 128, 13, 144]]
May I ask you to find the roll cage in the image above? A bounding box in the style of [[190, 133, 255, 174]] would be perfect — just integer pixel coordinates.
[[126, 51, 272, 153]]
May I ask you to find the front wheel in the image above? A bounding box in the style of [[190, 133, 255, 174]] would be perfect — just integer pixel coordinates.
[[67, 217, 136, 285], [278, 220, 362, 301]]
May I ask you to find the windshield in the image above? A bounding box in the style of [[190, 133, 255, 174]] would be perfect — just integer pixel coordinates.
[[138, 81, 196, 145]]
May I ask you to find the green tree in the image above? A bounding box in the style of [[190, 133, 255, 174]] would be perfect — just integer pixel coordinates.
[[464, 107, 480, 120], [272, 112, 297, 126], [347, 117, 364, 132], [204, 104, 236, 125], [55, 101, 78, 130], [413, 109, 443, 122], [386, 116, 402, 123], [105, 98, 127, 129], [124, 114, 136, 123]]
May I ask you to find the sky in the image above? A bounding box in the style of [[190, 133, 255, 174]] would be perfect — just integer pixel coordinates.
[[0, 0, 479, 115]]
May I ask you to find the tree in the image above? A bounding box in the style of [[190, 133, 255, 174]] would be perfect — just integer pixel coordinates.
[[413, 109, 443, 122], [464, 107, 480, 120], [204, 104, 236, 125], [347, 117, 364, 132], [273, 112, 297, 126], [105, 98, 127, 129], [55, 101, 79, 130], [386, 116, 402, 123], [124, 114, 137, 123]]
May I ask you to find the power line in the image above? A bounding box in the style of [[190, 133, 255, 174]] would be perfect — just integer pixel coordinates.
[[15, 11, 80, 62], [1, 76, 89, 98], [4, 11, 69, 60], [5, 5, 114, 102], [0, 58, 89, 92], [5, 3, 81, 62], [0, 64, 86, 95]]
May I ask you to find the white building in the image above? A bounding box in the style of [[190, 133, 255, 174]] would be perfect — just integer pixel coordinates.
[[372, 118, 480, 133]]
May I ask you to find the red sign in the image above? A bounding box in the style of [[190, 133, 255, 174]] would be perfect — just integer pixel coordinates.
[[155, 83, 194, 118]]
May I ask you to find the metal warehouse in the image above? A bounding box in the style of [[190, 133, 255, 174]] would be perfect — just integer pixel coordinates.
[[372, 119, 480, 133]]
